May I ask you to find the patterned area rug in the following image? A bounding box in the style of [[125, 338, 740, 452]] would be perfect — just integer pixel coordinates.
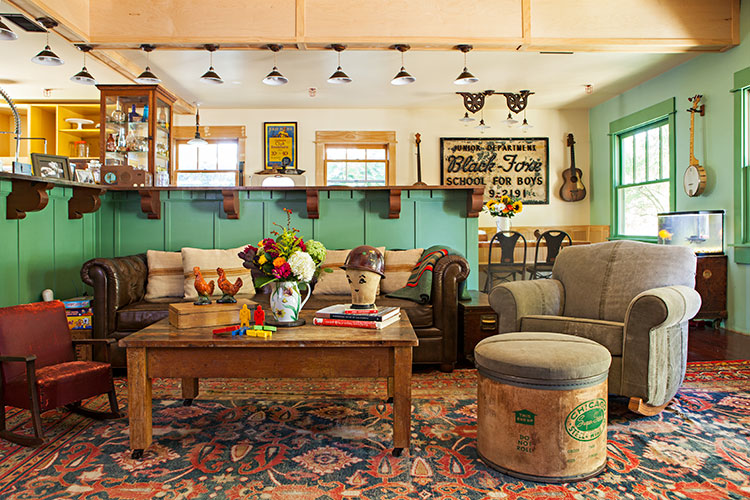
[[0, 360, 748, 499]]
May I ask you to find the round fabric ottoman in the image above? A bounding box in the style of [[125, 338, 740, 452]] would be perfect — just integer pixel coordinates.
[[474, 332, 612, 483]]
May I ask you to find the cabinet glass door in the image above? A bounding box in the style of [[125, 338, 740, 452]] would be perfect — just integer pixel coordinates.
[[104, 94, 151, 180], [155, 98, 171, 186]]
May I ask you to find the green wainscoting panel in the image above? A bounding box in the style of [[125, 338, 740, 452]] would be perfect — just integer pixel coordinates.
[[0, 181, 19, 306], [314, 191, 367, 248], [366, 191, 415, 250], [110, 191, 166, 255]]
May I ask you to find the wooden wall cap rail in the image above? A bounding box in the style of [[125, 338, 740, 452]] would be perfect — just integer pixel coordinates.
[[69, 186, 105, 219]]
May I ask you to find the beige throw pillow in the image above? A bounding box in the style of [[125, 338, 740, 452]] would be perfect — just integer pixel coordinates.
[[381, 248, 424, 294], [145, 250, 184, 301], [313, 246, 386, 295], [182, 246, 255, 300]]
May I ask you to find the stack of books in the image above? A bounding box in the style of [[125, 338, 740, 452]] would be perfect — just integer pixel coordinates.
[[62, 296, 93, 360], [313, 304, 401, 329]]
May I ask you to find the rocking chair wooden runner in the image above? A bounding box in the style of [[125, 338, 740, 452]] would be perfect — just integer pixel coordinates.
[[484, 230, 527, 293], [0, 301, 120, 447]]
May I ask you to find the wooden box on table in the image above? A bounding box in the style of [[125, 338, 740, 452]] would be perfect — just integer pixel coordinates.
[[169, 298, 256, 329]]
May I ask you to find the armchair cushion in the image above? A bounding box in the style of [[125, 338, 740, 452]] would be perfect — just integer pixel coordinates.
[[489, 279, 564, 333], [520, 315, 623, 355]]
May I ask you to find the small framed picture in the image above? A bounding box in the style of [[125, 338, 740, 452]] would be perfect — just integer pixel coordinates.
[[75, 169, 95, 184], [12, 161, 34, 176], [30, 153, 72, 180], [263, 122, 297, 171]]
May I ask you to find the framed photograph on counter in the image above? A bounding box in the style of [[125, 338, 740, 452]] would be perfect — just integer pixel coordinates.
[[30, 153, 72, 180], [263, 122, 297, 171]]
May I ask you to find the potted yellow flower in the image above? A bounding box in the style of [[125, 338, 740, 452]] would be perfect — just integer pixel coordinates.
[[483, 195, 523, 232]]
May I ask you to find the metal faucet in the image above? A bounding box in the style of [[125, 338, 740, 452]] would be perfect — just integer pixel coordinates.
[[0, 86, 21, 163]]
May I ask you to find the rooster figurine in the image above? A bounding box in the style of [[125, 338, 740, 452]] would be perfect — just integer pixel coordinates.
[[193, 266, 215, 305], [216, 267, 243, 303]]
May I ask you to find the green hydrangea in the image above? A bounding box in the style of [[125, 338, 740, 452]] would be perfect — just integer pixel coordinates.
[[305, 239, 326, 265]]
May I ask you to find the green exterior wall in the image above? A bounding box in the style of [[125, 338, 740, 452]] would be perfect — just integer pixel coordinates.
[[589, 5, 750, 334], [1, 183, 478, 307]]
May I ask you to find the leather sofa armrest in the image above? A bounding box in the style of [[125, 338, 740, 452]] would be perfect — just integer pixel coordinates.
[[488, 279, 565, 333], [80, 254, 148, 340], [621, 285, 702, 406], [431, 254, 470, 369]]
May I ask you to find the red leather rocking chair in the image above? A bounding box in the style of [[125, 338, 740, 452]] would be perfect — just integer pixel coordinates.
[[0, 301, 120, 447]]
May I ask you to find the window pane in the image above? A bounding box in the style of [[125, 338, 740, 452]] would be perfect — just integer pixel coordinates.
[[176, 171, 236, 187], [347, 148, 366, 160], [621, 135, 634, 184], [327, 162, 346, 180], [660, 124, 670, 179], [367, 148, 386, 160], [217, 143, 238, 170], [178, 144, 197, 171], [647, 127, 661, 181], [346, 162, 366, 181], [198, 144, 218, 170], [618, 181, 670, 236], [634, 131, 647, 183], [327, 148, 347, 160], [367, 162, 385, 180]]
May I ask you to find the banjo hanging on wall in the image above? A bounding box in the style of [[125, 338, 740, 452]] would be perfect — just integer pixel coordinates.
[[684, 94, 707, 197]]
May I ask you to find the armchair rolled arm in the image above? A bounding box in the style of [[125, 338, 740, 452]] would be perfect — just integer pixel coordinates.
[[622, 285, 702, 406], [431, 254, 470, 368], [488, 279, 565, 333]]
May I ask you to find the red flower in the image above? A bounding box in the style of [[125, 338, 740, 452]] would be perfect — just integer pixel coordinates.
[[298, 238, 307, 252], [272, 262, 293, 279]]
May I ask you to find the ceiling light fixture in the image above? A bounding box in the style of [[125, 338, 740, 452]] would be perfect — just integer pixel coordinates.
[[0, 17, 17, 40], [134, 44, 161, 84], [454, 44, 478, 85], [262, 44, 288, 86], [70, 44, 96, 85], [459, 111, 475, 123], [475, 110, 490, 133], [31, 17, 63, 66], [520, 110, 533, 133], [200, 44, 223, 84], [391, 44, 416, 86], [327, 44, 351, 84], [502, 112, 518, 127], [188, 104, 207, 146]]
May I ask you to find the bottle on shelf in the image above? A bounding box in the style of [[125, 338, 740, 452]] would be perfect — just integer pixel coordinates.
[[129, 104, 140, 122], [157, 107, 167, 128], [106, 134, 116, 152], [110, 99, 125, 123], [142, 105, 149, 123]]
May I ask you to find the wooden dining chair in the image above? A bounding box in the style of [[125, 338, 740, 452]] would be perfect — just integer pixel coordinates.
[[527, 230, 572, 280], [0, 301, 120, 447], [484, 230, 527, 292]]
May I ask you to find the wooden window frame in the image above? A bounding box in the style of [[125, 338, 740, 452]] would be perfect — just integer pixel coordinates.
[[315, 131, 396, 186], [173, 125, 246, 186], [733, 66, 750, 264]]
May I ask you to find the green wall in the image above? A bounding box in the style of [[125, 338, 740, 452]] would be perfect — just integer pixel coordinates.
[[1, 184, 479, 307], [589, 4, 750, 333]]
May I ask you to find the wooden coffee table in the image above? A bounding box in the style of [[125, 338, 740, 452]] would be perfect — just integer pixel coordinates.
[[119, 310, 418, 459]]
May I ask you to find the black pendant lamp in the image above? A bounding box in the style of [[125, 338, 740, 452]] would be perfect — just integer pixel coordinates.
[[453, 44, 478, 85], [262, 44, 288, 86], [188, 104, 208, 146], [135, 44, 161, 84], [0, 17, 18, 41], [31, 18, 63, 66], [200, 44, 223, 84], [327, 44, 352, 84], [390, 44, 416, 85], [70, 44, 96, 85]]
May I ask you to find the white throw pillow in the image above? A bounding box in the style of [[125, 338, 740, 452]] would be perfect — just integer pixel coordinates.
[[145, 250, 184, 300]]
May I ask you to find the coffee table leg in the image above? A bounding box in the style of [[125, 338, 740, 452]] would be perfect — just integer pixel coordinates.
[[392, 346, 412, 456], [181, 378, 199, 406], [127, 347, 152, 458], [386, 376, 394, 403]]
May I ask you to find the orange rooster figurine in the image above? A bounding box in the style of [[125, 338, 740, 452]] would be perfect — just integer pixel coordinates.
[[193, 266, 215, 305], [216, 267, 243, 303]]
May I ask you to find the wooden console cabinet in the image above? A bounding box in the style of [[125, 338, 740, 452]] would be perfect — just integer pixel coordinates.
[[694, 254, 728, 326], [459, 290, 499, 363]]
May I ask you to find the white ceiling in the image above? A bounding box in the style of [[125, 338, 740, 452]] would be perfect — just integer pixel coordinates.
[[0, 7, 695, 111]]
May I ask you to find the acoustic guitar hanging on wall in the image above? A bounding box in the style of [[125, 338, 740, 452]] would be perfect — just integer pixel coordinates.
[[560, 133, 586, 202]]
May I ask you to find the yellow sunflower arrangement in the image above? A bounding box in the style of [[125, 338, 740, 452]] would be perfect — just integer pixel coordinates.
[[483, 195, 523, 218]]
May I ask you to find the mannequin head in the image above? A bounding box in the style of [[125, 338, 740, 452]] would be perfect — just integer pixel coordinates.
[[342, 245, 385, 308]]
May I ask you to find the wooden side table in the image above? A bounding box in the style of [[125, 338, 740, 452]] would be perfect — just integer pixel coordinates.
[[694, 254, 728, 327], [459, 290, 499, 363]]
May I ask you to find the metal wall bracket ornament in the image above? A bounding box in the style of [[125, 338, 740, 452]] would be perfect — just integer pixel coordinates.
[[456, 89, 534, 115], [457, 92, 486, 113]]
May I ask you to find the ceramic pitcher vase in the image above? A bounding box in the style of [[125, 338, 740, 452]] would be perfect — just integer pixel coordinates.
[[269, 281, 311, 323], [496, 216, 512, 233]]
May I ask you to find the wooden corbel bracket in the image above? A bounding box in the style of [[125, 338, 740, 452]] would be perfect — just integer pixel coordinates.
[[306, 189, 319, 219], [388, 189, 402, 219], [221, 190, 240, 219], [6, 178, 54, 219], [139, 190, 161, 219], [467, 187, 484, 217], [68, 186, 105, 219]]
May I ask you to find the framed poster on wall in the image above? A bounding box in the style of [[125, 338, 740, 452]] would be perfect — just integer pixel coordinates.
[[263, 122, 297, 171], [440, 137, 549, 204]]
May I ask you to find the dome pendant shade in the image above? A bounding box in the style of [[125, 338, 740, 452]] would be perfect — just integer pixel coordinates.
[[188, 133, 208, 146], [454, 67, 478, 85], [31, 45, 64, 66], [502, 112, 519, 127], [391, 67, 416, 85], [459, 112, 475, 123], [262, 67, 288, 86], [70, 66, 96, 85], [520, 118, 533, 133], [200, 66, 224, 84], [327, 66, 352, 84], [0, 20, 17, 40], [135, 66, 161, 84], [475, 118, 490, 132]]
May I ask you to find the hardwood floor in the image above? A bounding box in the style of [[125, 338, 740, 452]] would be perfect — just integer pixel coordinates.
[[688, 322, 750, 361]]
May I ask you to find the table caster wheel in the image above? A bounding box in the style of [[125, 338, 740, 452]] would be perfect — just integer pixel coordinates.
[[392, 447, 403, 457], [386, 397, 393, 404], [183, 399, 193, 406], [131, 449, 144, 459]]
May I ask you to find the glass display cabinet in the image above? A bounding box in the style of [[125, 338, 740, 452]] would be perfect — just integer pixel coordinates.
[[97, 84, 176, 186]]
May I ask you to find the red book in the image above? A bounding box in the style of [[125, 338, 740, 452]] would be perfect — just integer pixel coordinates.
[[312, 314, 400, 330]]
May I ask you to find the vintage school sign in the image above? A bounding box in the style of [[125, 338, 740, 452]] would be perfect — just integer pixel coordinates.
[[440, 137, 549, 204]]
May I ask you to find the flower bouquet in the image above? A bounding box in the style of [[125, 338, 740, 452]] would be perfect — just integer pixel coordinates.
[[238, 208, 329, 325], [483, 195, 523, 232]]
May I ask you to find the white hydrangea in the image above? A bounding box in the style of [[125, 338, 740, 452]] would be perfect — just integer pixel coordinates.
[[288, 251, 316, 282]]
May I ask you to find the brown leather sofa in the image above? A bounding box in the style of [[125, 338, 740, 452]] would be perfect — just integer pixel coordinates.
[[81, 252, 469, 371]]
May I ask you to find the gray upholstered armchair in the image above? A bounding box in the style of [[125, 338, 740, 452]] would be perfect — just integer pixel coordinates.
[[488, 240, 701, 416]]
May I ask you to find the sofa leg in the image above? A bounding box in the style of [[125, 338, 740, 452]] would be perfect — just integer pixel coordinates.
[[439, 363, 454, 373], [628, 397, 669, 416]]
